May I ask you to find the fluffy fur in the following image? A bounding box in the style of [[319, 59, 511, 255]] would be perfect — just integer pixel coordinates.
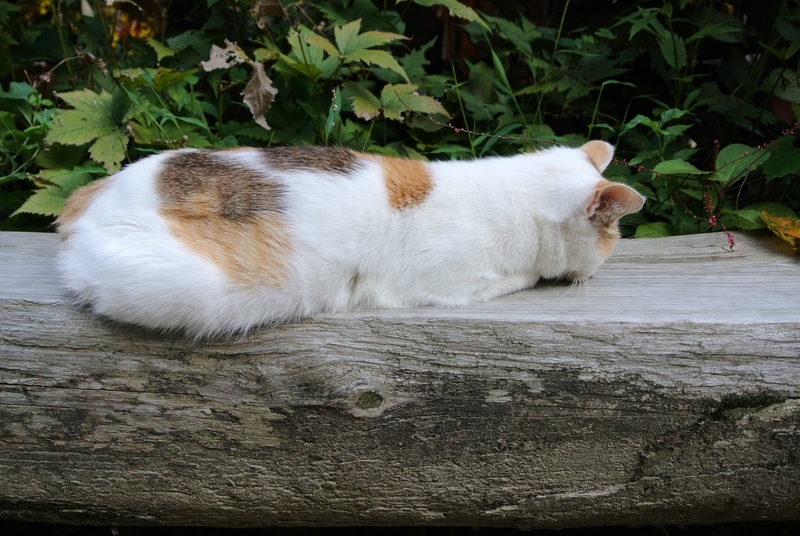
[[57, 141, 644, 338]]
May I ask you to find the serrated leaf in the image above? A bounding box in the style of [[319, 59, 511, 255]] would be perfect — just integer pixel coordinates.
[[145, 36, 175, 62], [11, 185, 69, 217], [347, 49, 409, 81], [335, 19, 362, 55], [658, 32, 686, 70], [46, 90, 119, 146], [652, 159, 705, 175], [343, 82, 381, 120], [89, 134, 127, 173], [624, 7, 660, 39], [380, 83, 447, 121], [38, 167, 103, 191], [399, 92, 448, 116], [408, 0, 488, 30], [305, 34, 340, 57], [349, 30, 407, 52]]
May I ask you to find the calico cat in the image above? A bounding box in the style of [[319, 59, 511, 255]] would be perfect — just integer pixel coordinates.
[[56, 141, 644, 338]]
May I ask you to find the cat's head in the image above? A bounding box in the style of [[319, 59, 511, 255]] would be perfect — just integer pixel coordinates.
[[537, 141, 645, 281]]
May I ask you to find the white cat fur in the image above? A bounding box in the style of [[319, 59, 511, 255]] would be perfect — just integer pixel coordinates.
[[57, 141, 644, 338]]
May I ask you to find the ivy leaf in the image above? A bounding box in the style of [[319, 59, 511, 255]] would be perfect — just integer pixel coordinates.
[[240, 62, 278, 130], [346, 49, 409, 82], [343, 82, 381, 121]]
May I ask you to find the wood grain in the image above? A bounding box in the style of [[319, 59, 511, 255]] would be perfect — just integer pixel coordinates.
[[1, 230, 799, 528]]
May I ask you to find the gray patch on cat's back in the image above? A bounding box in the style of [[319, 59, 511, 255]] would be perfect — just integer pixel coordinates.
[[157, 150, 285, 220], [259, 146, 363, 176]]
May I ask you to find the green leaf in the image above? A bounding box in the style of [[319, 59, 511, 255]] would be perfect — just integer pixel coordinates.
[[658, 32, 686, 71], [145, 37, 175, 62], [335, 19, 362, 55], [490, 50, 513, 96], [652, 159, 705, 175], [38, 167, 103, 191], [11, 185, 68, 217], [711, 143, 769, 184], [722, 203, 797, 231], [89, 134, 127, 173], [760, 68, 800, 104], [686, 20, 744, 44], [350, 30, 407, 51], [745, 202, 798, 219], [324, 86, 342, 142], [305, 34, 340, 57], [0, 81, 36, 101], [635, 221, 673, 238], [763, 136, 800, 181], [381, 84, 447, 121], [623, 7, 660, 39], [46, 90, 121, 146], [344, 82, 381, 120], [346, 49, 409, 82], [406, 0, 488, 30]]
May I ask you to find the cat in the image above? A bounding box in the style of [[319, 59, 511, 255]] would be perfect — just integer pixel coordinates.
[[56, 141, 645, 338]]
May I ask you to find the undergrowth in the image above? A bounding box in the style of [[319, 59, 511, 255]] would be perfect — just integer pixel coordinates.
[[1, 0, 799, 244]]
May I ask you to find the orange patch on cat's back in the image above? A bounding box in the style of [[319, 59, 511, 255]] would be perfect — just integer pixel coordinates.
[[372, 156, 433, 210], [157, 150, 291, 287], [57, 178, 114, 237], [162, 215, 290, 286]]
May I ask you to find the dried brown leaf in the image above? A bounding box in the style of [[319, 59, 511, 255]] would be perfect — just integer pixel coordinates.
[[201, 40, 248, 71], [241, 62, 278, 130]]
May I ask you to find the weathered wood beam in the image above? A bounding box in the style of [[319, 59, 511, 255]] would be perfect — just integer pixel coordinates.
[[1, 231, 799, 528]]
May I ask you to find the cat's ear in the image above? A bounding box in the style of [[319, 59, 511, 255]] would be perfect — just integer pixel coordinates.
[[586, 181, 645, 223], [580, 140, 614, 172]]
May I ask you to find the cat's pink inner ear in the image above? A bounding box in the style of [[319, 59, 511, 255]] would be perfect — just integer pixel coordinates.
[[586, 181, 645, 223], [580, 140, 614, 172]]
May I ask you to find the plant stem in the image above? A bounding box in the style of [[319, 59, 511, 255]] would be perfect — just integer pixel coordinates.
[[49, 0, 73, 77]]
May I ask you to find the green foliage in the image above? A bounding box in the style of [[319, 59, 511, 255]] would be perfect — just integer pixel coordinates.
[[0, 0, 798, 241]]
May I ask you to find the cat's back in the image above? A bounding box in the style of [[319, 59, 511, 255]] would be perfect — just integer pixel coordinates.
[[55, 146, 433, 336]]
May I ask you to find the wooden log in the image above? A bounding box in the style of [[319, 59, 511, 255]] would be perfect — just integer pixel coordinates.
[[0, 230, 799, 528]]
